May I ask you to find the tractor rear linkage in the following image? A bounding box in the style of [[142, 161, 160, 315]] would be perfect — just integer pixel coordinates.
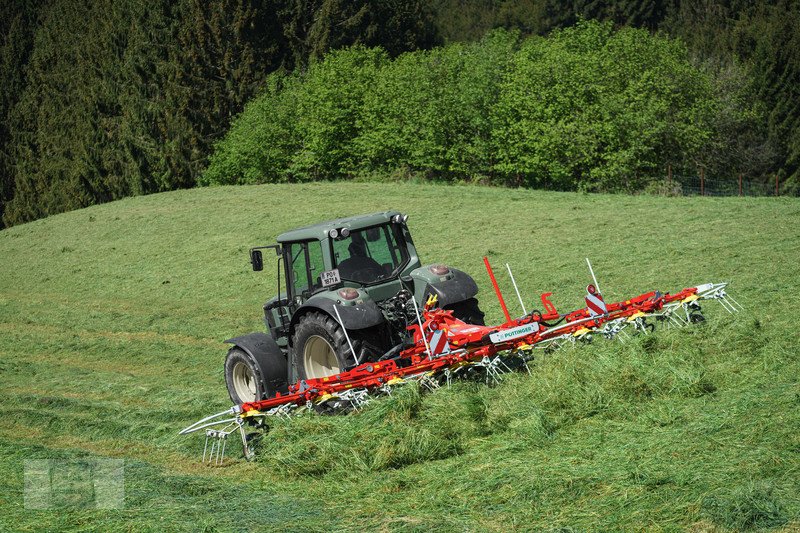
[[180, 258, 742, 464]]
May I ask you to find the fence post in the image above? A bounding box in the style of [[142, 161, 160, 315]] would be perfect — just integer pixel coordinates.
[[739, 173, 742, 196], [775, 174, 779, 196], [700, 167, 704, 196]]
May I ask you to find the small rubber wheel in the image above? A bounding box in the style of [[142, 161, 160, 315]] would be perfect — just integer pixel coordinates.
[[690, 312, 706, 324], [445, 298, 486, 325]]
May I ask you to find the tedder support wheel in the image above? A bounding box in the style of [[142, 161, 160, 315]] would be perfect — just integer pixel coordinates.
[[291, 312, 363, 381], [690, 312, 706, 324], [224, 347, 287, 405], [445, 297, 486, 326]]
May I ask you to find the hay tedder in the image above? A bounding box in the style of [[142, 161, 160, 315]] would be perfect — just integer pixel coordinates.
[[180, 211, 742, 464]]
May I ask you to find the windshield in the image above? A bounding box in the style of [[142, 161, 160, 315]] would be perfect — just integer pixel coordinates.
[[331, 224, 408, 284]]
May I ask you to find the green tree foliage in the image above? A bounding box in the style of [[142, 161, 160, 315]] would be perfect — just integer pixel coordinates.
[[492, 21, 716, 191], [169, 0, 288, 186], [289, 47, 389, 180], [2, 0, 439, 227], [736, 2, 800, 193], [202, 47, 390, 184], [4, 0, 799, 227], [283, 0, 439, 65], [204, 22, 724, 191], [200, 74, 301, 185], [5, 0, 157, 224], [356, 30, 521, 179], [205, 31, 520, 185], [430, 0, 674, 43], [431, 0, 798, 190], [0, 0, 41, 228]]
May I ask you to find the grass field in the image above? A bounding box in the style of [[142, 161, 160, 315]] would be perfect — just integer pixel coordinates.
[[0, 182, 798, 531]]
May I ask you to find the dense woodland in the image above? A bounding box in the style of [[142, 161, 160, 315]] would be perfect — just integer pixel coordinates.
[[1, 1, 798, 227], [203, 21, 750, 192]]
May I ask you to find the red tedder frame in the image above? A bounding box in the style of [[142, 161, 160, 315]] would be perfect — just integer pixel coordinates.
[[483, 256, 511, 323]]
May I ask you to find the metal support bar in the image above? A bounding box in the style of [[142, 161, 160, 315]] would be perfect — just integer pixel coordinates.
[[409, 296, 432, 357], [506, 263, 527, 315], [586, 258, 601, 294], [484, 256, 511, 322], [333, 304, 359, 365]]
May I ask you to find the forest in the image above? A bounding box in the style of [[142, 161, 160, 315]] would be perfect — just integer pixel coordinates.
[[1, 0, 798, 227]]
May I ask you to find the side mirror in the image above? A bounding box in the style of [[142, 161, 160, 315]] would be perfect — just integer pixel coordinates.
[[250, 249, 263, 271]]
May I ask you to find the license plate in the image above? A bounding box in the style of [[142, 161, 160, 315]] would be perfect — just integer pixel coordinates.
[[489, 323, 538, 344], [320, 269, 341, 287]]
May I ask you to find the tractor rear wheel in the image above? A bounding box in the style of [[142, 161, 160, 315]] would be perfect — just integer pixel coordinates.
[[292, 312, 360, 380], [446, 297, 486, 325]]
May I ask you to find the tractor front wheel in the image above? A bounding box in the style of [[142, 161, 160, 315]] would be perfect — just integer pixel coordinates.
[[225, 348, 267, 405], [224, 345, 288, 405]]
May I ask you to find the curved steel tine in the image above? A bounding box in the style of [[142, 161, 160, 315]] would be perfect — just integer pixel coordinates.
[[179, 408, 237, 435], [181, 417, 239, 435]]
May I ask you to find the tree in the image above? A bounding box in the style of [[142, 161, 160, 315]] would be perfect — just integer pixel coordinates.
[[281, 0, 439, 67], [167, 0, 288, 187], [6, 0, 131, 224], [735, 1, 800, 191], [0, 0, 41, 227], [491, 20, 716, 190]]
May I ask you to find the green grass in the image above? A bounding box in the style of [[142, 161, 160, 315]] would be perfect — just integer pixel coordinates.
[[0, 182, 798, 531]]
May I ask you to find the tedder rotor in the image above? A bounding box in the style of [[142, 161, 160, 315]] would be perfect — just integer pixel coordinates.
[[180, 212, 743, 464]]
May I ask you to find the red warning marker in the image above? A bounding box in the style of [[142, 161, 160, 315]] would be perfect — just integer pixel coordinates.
[[428, 329, 451, 356], [585, 284, 607, 316]]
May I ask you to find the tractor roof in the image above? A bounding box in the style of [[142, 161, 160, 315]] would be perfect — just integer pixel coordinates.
[[276, 210, 402, 243]]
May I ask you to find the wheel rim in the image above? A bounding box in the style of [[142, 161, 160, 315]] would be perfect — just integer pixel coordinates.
[[231, 361, 257, 402], [303, 335, 340, 379]]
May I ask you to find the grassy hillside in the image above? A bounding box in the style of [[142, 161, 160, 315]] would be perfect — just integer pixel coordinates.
[[0, 182, 798, 531]]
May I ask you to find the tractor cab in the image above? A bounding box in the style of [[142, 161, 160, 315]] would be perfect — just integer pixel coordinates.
[[249, 211, 421, 347]]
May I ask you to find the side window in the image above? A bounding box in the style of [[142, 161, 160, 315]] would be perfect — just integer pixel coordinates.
[[288, 243, 307, 298], [288, 241, 325, 298], [307, 241, 324, 291]]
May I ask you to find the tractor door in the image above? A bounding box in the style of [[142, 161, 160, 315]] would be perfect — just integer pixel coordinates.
[[284, 240, 326, 310]]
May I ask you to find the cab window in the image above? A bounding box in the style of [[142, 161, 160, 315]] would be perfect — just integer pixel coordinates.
[[331, 224, 408, 284], [287, 241, 325, 298]]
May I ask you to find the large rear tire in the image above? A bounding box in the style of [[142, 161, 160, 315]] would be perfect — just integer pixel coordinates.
[[291, 312, 357, 380], [445, 297, 486, 325]]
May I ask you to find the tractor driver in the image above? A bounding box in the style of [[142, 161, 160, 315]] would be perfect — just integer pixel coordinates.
[[336, 231, 384, 283]]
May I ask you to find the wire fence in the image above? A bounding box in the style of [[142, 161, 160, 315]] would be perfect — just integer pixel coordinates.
[[672, 174, 780, 197], [648, 168, 784, 197]]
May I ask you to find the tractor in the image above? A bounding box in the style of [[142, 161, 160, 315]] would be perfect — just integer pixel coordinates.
[[223, 210, 486, 405]]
